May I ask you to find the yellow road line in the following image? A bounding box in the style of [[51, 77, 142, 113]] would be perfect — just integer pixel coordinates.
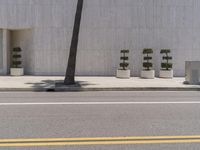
[[1, 135, 200, 147], [1, 135, 200, 142], [1, 139, 200, 147]]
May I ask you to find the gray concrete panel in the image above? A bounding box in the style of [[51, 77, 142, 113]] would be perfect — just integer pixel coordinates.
[[0, 30, 3, 70], [0, 0, 200, 76]]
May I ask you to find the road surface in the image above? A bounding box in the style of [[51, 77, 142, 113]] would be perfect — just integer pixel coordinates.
[[0, 91, 200, 149]]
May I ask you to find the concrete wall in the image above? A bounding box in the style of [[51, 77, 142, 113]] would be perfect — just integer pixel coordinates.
[[0, 0, 200, 76], [0, 0, 76, 75], [0, 30, 9, 74], [0, 30, 3, 71]]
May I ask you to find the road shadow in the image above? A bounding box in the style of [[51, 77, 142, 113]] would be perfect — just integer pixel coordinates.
[[55, 80, 97, 92], [25, 80, 96, 92], [25, 80, 56, 91], [55, 80, 95, 88]]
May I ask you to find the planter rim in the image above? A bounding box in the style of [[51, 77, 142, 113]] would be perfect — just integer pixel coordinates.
[[117, 69, 130, 70], [160, 69, 173, 71], [142, 69, 155, 71]]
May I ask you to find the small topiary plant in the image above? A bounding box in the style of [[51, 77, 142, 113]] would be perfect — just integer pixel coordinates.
[[12, 47, 22, 68], [119, 49, 129, 70], [160, 49, 172, 70], [143, 48, 153, 70]]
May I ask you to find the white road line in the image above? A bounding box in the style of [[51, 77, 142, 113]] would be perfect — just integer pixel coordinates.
[[0, 101, 200, 106]]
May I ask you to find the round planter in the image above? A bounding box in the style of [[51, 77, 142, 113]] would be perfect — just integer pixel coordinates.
[[159, 70, 173, 78], [141, 70, 155, 79], [116, 69, 130, 79], [10, 68, 24, 76]]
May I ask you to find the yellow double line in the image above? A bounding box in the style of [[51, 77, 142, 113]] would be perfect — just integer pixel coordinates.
[[1, 135, 200, 147]]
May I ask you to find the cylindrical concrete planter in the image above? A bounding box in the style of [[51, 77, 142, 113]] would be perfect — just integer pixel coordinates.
[[159, 70, 173, 78], [116, 69, 130, 79], [141, 70, 155, 79], [10, 68, 24, 76]]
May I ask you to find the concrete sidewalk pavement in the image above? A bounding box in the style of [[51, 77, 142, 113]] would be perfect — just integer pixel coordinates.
[[0, 76, 199, 91]]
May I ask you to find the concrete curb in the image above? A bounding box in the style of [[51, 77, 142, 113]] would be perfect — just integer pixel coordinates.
[[0, 88, 199, 92], [0, 88, 48, 92], [54, 87, 200, 92], [0, 86, 200, 92]]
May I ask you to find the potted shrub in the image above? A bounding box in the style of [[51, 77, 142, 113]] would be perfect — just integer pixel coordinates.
[[141, 48, 155, 79], [159, 49, 173, 78], [10, 47, 24, 76], [116, 49, 130, 78]]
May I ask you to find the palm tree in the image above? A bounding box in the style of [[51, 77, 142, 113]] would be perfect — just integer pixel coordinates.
[[64, 0, 84, 85]]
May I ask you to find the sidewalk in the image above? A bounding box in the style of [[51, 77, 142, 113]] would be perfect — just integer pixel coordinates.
[[0, 76, 199, 91]]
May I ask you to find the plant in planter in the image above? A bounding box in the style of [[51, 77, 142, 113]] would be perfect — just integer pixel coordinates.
[[141, 48, 155, 79], [159, 49, 173, 78], [116, 49, 130, 78], [10, 47, 24, 76]]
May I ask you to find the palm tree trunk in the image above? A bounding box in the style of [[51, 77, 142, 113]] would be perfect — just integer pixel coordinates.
[[64, 0, 84, 85]]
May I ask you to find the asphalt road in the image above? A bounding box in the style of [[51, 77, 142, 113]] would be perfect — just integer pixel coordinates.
[[0, 91, 200, 150]]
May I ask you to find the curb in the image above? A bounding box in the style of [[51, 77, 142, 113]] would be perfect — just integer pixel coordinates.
[[0, 88, 49, 92], [0, 87, 200, 92], [54, 87, 200, 92]]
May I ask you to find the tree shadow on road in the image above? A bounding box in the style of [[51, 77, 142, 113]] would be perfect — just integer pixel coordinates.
[[25, 80, 96, 91], [25, 80, 56, 91], [55, 80, 97, 91]]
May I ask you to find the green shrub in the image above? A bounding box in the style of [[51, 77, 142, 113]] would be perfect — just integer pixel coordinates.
[[160, 49, 172, 70], [12, 47, 22, 68], [119, 49, 129, 70], [143, 48, 153, 70]]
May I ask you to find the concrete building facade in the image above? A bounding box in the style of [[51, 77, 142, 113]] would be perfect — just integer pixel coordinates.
[[0, 0, 200, 76]]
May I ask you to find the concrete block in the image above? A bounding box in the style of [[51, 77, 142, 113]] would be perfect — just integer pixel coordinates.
[[185, 61, 200, 84]]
